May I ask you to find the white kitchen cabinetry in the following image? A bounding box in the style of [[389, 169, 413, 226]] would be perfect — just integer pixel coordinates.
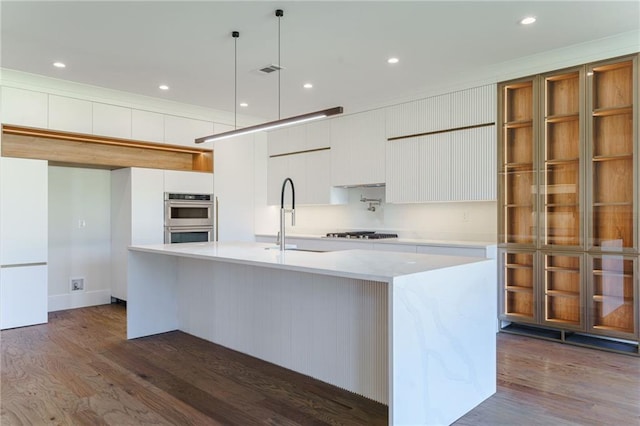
[[267, 124, 309, 156], [385, 85, 495, 139], [111, 167, 164, 301], [214, 133, 257, 242], [386, 133, 451, 203], [1, 265, 48, 329], [331, 109, 386, 187], [93, 103, 132, 139], [386, 126, 496, 203], [449, 85, 496, 128], [164, 170, 213, 194], [48, 95, 93, 134], [132, 109, 164, 143], [0, 157, 48, 329], [450, 125, 496, 201], [267, 151, 347, 206], [0, 158, 48, 265], [0, 87, 48, 128], [386, 94, 451, 139], [164, 115, 214, 148]]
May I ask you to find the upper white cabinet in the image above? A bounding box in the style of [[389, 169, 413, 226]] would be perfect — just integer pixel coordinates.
[[449, 126, 496, 201], [386, 133, 451, 203], [93, 103, 132, 139], [386, 94, 450, 139], [449, 85, 496, 128], [267, 150, 347, 206], [164, 115, 214, 148], [0, 87, 48, 128], [0, 157, 48, 265], [386, 126, 496, 203], [331, 109, 386, 187], [48, 95, 93, 134], [385, 85, 496, 139], [132, 109, 164, 143], [267, 120, 330, 156], [164, 170, 213, 194]]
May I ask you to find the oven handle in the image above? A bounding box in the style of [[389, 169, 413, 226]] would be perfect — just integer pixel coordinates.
[[165, 201, 213, 208], [215, 196, 219, 242], [165, 226, 213, 232]]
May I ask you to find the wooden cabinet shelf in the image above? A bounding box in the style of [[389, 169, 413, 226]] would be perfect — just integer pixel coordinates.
[[505, 120, 533, 128], [505, 263, 533, 270], [506, 286, 534, 293], [592, 154, 633, 162], [546, 203, 578, 208], [593, 202, 633, 207], [592, 270, 633, 278], [592, 106, 633, 117], [504, 162, 533, 169], [547, 289, 580, 297], [546, 158, 579, 165], [546, 114, 579, 123], [592, 295, 633, 304], [546, 266, 580, 273]]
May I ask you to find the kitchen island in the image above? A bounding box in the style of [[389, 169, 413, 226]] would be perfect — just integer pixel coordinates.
[[127, 242, 496, 426]]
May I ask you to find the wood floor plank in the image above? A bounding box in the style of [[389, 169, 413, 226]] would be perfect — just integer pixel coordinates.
[[2, 304, 639, 426]]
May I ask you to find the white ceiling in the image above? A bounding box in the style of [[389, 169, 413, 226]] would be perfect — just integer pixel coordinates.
[[1, 1, 639, 121]]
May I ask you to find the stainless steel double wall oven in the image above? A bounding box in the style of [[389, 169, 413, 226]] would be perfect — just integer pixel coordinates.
[[164, 193, 214, 243]]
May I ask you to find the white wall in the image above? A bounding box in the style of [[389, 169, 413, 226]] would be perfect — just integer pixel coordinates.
[[48, 166, 112, 311], [255, 186, 496, 242]]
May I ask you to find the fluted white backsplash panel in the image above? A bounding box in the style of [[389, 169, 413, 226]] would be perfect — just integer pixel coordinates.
[[176, 259, 389, 403]]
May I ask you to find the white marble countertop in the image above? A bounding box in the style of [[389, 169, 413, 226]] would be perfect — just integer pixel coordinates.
[[255, 233, 497, 249], [129, 241, 490, 282]]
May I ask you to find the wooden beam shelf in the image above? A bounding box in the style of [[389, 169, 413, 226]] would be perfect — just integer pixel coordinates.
[[1, 124, 213, 173]]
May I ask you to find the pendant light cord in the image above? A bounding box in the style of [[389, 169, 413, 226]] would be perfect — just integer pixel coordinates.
[[232, 31, 239, 130], [276, 9, 283, 120]]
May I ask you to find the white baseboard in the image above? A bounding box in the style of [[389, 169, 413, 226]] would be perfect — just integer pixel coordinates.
[[48, 289, 112, 312]]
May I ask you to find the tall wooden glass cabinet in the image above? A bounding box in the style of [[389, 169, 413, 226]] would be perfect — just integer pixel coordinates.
[[498, 54, 639, 355]]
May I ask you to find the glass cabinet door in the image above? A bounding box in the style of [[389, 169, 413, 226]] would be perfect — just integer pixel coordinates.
[[542, 252, 583, 330], [588, 59, 636, 251], [501, 250, 537, 323], [499, 80, 537, 246], [589, 255, 637, 339], [542, 70, 583, 248]]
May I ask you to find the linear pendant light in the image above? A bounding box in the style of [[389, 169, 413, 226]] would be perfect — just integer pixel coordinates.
[[195, 9, 343, 144]]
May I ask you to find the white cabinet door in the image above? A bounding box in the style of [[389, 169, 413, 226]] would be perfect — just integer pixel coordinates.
[[450, 125, 497, 201], [0, 264, 48, 329], [130, 168, 165, 245], [132, 109, 164, 143], [48, 95, 93, 134], [93, 103, 132, 139], [267, 124, 309, 156], [214, 134, 256, 241], [267, 156, 290, 206], [1, 87, 48, 128], [164, 115, 214, 148], [164, 170, 213, 194], [305, 120, 331, 151], [386, 133, 450, 203], [385, 94, 451, 139], [331, 109, 386, 187], [449, 85, 496, 128], [0, 158, 48, 265]]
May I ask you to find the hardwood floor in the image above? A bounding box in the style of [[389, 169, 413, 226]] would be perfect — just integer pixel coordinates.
[[1, 304, 638, 425]]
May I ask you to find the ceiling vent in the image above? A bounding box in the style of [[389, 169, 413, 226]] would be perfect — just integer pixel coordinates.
[[258, 64, 284, 74]]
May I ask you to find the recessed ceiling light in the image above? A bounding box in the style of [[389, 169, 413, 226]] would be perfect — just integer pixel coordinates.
[[303, 83, 313, 89], [53, 62, 66, 68], [240, 102, 248, 107], [159, 84, 169, 90], [520, 16, 536, 25], [387, 57, 399, 64]]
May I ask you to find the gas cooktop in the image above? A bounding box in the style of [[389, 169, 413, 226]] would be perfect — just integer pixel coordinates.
[[325, 231, 398, 240]]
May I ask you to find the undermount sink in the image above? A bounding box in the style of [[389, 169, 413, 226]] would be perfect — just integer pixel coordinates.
[[264, 246, 328, 253]]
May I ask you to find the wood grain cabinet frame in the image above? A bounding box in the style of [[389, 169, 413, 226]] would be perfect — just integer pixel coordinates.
[[498, 53, 639, 355]]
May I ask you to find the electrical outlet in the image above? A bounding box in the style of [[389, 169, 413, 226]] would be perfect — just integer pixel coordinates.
[[70, 278, 85, 292], [462, 211, 470, 222]]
